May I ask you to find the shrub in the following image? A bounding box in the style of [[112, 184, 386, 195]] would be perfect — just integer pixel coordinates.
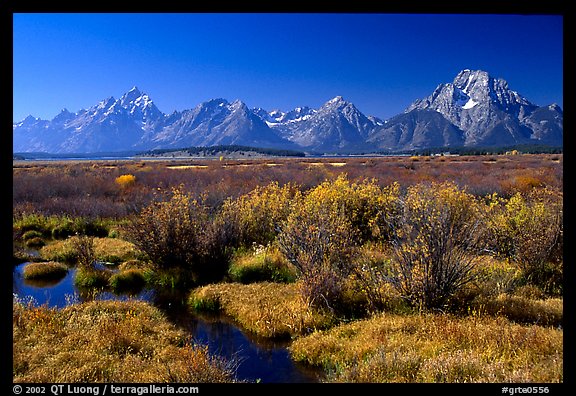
[[277, 191, 358, 313], [348, 244, 407, 314], [300, 174, 402, 244], [115, 174, 136, 189], [485, 188, 563, 294], [71, 235, 96, 268], [220, 181, 300, 247], [473, 255, 523, 298], [389, 182, 486, 310], [124, 186, 232, 283]]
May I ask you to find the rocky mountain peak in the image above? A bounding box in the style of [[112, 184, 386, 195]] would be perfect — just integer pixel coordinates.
[[13, 74, 563, 154]]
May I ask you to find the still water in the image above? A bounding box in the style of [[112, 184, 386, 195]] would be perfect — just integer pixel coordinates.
[[12, 262, 323, 383]]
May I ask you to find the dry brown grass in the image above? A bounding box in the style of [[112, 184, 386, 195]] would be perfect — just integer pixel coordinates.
[[289, 312, 562, 383], [189, 282, 335, 338], [13, 298, 240, 383]]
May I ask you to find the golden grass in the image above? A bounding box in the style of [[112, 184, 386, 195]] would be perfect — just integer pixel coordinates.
[[189, 282, 335, 338], [13, 298, 239, 383], [471, 294, 563, 327], [289, 312, 563, 383], [40, 237, 141, 264], [22, 262, 68, 280]]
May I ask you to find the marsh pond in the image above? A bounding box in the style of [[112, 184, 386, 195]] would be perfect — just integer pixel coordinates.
[[13, 260, 323, 383]]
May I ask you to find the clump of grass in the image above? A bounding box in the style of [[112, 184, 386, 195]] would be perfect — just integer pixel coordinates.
[[92, 237, 142, 264], [13, 213, 63, 237], [109, 269, 147, 293], [22, 262, 68, 280], [13, 298, 240, 383], [118, 259, 149, 271], [74, 266, 113, 288], [469, 294, 562, 327], [22, 229, 44, 241], [189, 282, 335, 338], [228, 244, 297, 284], [289, 312, 563, 383], [144, 267, 194, 290], [24, 237, 45, 248], [39, 239, 77, 263], [40, 237, 142, 264]]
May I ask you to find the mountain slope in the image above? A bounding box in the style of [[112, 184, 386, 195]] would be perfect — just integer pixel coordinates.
[[150, 99, 295, 149], [13, 70, 563, 154], [404, 69, 561, 147], [367, 109, 465, 151], [255, 96, 377, 151]]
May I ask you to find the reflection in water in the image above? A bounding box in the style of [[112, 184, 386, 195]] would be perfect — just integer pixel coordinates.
[[12, 262, 323, 383]]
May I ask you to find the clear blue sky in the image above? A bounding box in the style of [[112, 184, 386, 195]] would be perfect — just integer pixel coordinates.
[[13, 13, 563, 122]]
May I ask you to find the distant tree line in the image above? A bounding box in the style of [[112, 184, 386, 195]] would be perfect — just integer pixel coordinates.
[[142, 145, 306, 157]]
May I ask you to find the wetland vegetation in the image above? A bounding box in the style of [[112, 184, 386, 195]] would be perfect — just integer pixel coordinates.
[[12, 154, 563, 383]]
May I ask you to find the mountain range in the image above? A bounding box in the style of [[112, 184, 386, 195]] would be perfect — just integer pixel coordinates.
[[13, 69, 563, 154]]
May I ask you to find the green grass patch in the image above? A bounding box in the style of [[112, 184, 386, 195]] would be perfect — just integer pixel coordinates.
[[228, 245, 297, 284], [74, 266, 113, 288], [14, 214, 114, 240], [109, 269, 147, 293]]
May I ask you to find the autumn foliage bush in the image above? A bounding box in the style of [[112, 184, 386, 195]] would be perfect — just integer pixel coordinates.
[[485, 187, 563, 294], [115, 174, 137, 189], [388, 182, 487, 310], [123, 186, 233, 283], [14, 156, 562, 313], [220, 181, 299, 247], [277, 174, 402, 313]]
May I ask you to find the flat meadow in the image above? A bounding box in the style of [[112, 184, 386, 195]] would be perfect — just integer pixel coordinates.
[[12, 153, 563, 383]]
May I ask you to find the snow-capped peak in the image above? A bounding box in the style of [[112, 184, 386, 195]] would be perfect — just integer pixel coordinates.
[[327, 96, 346, 105], [120, 86, 144, 107]]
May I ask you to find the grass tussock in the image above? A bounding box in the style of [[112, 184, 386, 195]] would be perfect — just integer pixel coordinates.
[[22, 262, 68, 280], [108, 269, 147, 292], [228, 245, 297, 284], [289, 312, 562, 383], [40, 236, 141, 264], [470, 294, 563, 327], [189, 282, 335, 338], [13, 298, 239, 383], [74, 266, 113, 289]]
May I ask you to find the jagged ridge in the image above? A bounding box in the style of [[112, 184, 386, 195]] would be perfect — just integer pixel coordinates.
[[13, 70, 563, 153]]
